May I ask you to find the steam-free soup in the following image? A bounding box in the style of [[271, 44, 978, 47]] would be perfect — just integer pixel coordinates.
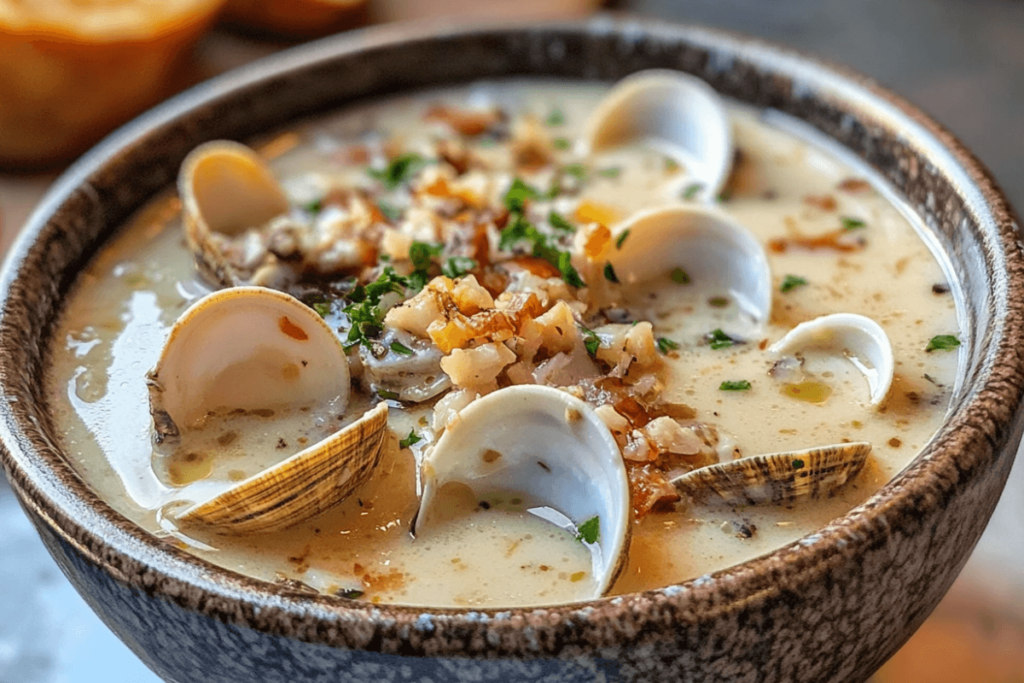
[[47, 79, 961, 607]]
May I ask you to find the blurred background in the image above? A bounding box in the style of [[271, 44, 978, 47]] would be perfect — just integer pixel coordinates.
[[0, 0, 1022, 681]]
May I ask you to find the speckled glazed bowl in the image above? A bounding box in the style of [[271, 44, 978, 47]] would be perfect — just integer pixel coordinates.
[[1, 16, 1022, 683]]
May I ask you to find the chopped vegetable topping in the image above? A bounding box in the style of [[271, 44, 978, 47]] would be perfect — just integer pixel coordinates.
[[335, 588, 365, 600], [657, 337, 680, 354], [925, 334, 961, 352], [546, 107, 565, 126], [671, 267, 691, 284], [377, 388, 400, 401], [399, 430, 421, 449], [681, 182, 704, 200], [377, 200, 402, 223], [707, 328, 739, 350], [563, 163, 587, 181], [553, 137, 571, 151], [780, 274, 808, 293], [576, 515, 600, 544], [615, 229, 630, 250], [597, 166, 622, 178], [500, 179, 585, 287], [548, 210, 575, 233], [368, 153, 428, 190], [603, 263, 619, 283], [663, 156, 680, 172], [841, 216, 866, 230], [442, 256, 478, 279], [791, 458, 805, 469], [708, 296, 729, 308], [312, 302, 330, 318], [407, 241, 442, 292], [303, 198, 323, 214], [719, 380, 751, 391], [579, 324, 601, 356], [503, 177, 542, 213], [342, 267, 408, 349], [390, 341, 414, 356]]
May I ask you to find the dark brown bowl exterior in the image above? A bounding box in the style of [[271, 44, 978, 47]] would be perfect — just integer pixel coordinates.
[[1, 17, 1022, 683]]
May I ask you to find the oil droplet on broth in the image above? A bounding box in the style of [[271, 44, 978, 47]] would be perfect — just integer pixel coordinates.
[[783, 381, 833, 404]]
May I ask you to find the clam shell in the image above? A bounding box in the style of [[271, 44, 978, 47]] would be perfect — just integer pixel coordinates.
[[414, 385, 631, 597], [584, 69, 733, 201], [769, 313, 895, 406], [672, 441, 872, 506], [175, 402, 389, 533], [179, 140, 290, 286]]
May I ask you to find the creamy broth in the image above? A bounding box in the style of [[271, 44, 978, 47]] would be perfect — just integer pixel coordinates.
[[47, 80, 960, 607]]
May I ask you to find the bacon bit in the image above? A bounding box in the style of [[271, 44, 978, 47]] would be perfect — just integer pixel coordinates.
[[838, 178, 871, 193], [768, 229, 863, 253], [425, 105, 503, 137], [508, 255, 561, 279], [478, 267, 511, 297], [574, 200, 622, 229], [583, 223, 613, 262], [803, 194, 837, 211], [628, 464, 680, 518]]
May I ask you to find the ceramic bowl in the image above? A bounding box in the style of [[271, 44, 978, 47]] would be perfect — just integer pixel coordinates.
[[2, 17, 1022, 683]]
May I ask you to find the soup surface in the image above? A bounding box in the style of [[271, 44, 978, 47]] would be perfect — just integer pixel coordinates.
[[47, 79, 961, 607]]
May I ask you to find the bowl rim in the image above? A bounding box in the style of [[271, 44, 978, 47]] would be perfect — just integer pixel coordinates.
[[2, 13, 1022, 655]]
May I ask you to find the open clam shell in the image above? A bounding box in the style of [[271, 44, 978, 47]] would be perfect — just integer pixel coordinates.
[[179, 140, 290, 286], [584, 69, 733, 201], [148, 286, 386, 534], [672, 441, 872, 506], [413, 385, 631, 597], [769, 313, 895, 406], [607, 205, 773, 333]]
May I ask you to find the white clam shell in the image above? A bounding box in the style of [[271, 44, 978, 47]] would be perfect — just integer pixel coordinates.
[[178, 140, 289, 286], [414, 385, 631, 597], [584, 69, 733, 201], [769, 313, 895, 406], [608, 205, 773, 334], [148, 287, 386, 534]]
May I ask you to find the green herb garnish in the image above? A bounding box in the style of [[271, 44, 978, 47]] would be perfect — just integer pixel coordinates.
[[615, 229, 630, 250], [719, 380, 751, 391], [780, 275, 808, 293], [304, 198, 323, 214], [671, 267, 691, 284], [663, 156, 680, 172], [707, 328, 737, 350], [409, 241, 443, 270], [925, 334, 961, 352], [499, 187, 584, 288], [377, 200, 402, 223], [657, 337, 680, 354], [604, 263, 619, 283], [791, 458, 805, 469], [335, 588, 365, 600], [546, 107, 565, 126], [548, 210, 575, 233], [390, 341, 414, 356], [503, 177, 542, 213], [681, 183, 704, 200], [377, 388, 400, 401], [579, 325, 601, 356], [312, 302, 331, 318], [442, 256, 478, 279], [368, 153, 428, 190], [841, 216, 866, 230], [399, 430, 422, 449], [553, 137, 571, 151], [342, 267, 408, 349], [563, 163, 587, 181], [576, 516, 600, 544], [708, 296, 729, 308], [597, 166, 621, 179]]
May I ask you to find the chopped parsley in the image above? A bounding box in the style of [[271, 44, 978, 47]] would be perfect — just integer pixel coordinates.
[[663, 156, 680, 172], [390, 341, 414, 356], [719, 380, 751, 391], [342, 267, 408, 349], [926, 334, 961, 352], [553, 137, 571, 150], [707, 328, 739, 350], [603, 263, 619, 283], [407, 241, 442, 292], [399, 430, 422, 449], [671, 267, 691, 284], [303, 198, 323, 214], [312, 302, 331, 318], [791, 458, 805, 469], [548, 210, 575, 233], [841, 216, 866, 230], [780, 274, 808, 293], [708, 296, 729, 308], [504, 177, 543, 213], [575, 515, 600, 544], [615, 229, 630, 250], [442, 256, 478, 279], [579, 324, 601, 356], [681, 182, 704, 200], [377, 388, 400, 401], [500, 179, 584, 287], [546, 107, 565, 126], [367, 153, 428, 190], [335, 588, 365, 600], [563, 163, 587, 181], [657, 337, 680, 354], [597, 166, 621, 179], [377, 200, 402, 223]]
